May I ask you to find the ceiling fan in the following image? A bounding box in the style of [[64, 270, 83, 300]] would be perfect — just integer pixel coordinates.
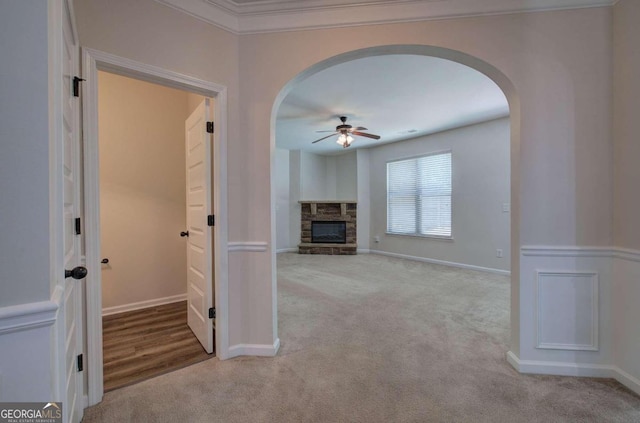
[[311, 116, 381, 148]]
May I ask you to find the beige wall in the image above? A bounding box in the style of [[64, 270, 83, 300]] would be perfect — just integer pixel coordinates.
[[76, 1, 614, 350], [99, 71, 189, 310], [613, 0, 640, 250]]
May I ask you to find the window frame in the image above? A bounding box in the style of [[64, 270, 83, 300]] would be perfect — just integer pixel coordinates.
[[385, 150, 453, 240]]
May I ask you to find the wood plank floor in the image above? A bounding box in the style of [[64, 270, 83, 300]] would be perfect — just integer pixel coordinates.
[[103, 301, 213, 392]]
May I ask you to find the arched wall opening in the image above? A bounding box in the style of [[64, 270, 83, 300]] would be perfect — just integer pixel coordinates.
[[270, 44, 521, 356]]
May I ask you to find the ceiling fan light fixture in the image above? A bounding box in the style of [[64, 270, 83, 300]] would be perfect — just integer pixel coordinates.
[[336, 133, 354, 148], [312, 116, 380, 147]]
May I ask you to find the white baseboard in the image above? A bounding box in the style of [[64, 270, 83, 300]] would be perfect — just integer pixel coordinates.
[[506, 351, 640, 396], [357, 249, 370, 254], [228, 338, 280, 358], [506, 351, 612, 377], [612, 366, 640, 396], [102, 294, 187, 316], [370, 250, 510, 276]]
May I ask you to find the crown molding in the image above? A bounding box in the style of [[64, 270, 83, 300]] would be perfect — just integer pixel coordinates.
[[155, 0, 616, 34]]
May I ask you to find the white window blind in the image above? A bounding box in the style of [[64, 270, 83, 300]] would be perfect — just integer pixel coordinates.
[[387, 152, 452, 238]]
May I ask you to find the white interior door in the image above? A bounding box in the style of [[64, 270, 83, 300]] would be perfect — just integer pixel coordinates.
[[60, 1, 84, 421], [185, 99, 214, 353]]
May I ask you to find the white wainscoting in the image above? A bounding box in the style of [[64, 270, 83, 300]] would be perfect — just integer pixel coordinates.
[[101, 294, 187, 316], [535, 271, 599, 351], [512, 245, 640, 396], [0, 295, 59, 401]]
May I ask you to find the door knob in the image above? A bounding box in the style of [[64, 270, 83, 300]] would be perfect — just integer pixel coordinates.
[[180, 231, 189, 237], [65, 266, 88, 280]]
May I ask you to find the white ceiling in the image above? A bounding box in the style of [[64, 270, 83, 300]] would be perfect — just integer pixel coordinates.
[[276, 55, 509, 154], [155, 0, 616, 34]]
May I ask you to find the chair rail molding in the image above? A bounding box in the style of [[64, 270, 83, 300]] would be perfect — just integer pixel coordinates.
[[0, 297, 59, 335], [228, 241, 269, 252]]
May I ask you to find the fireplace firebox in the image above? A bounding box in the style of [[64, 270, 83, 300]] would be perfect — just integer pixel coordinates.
[[311, 221, 347, 244]]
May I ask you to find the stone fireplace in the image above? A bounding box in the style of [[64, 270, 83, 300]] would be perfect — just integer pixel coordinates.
[[299, 201, 357, 255]]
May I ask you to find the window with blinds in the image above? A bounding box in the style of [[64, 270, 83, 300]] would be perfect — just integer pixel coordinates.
[[386, 151, 452, 238]]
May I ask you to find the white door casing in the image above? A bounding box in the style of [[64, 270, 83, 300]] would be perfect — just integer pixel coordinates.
[[82, 50, 229, 406], [185, 99, 214, 354]]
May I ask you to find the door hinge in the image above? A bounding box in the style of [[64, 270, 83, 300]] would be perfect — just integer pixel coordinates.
[[206, 121, 214, 134], [75, 217, 82, 235], [208, 215, 215, 227], [77, 354, 83, 372], [209, 307, 216, 319], [73, 76, 85, 97]]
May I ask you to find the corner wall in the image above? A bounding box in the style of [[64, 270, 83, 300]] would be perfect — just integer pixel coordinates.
[[612, 0, 640, 392], [277, 150, 359, 250]]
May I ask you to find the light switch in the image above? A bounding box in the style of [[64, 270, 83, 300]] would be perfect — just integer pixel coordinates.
[[502, 203, 510, 213]]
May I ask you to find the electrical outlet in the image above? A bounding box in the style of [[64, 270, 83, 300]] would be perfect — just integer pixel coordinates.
[[496, 249, 503, 258], [374, 235, 380, 243]]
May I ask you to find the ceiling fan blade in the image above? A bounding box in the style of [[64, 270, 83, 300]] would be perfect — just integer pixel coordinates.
[[315, 130, 336, 133], [352, 131, 381, 140], [311, 133, 338, 144], [351, 126, 368, 131]]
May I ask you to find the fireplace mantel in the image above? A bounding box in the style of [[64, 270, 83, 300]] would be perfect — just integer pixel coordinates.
[[298, 201, 357, 255], [299, 200, 357, 217]]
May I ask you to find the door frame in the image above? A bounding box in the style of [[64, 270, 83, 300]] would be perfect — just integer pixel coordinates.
[[82, 48, 230, 406]]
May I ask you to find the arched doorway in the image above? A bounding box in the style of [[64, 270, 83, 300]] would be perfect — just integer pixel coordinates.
[[270, 44, 521, 359]]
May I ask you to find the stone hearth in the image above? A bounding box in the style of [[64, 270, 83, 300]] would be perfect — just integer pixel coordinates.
[[299, 201, 357, 255]]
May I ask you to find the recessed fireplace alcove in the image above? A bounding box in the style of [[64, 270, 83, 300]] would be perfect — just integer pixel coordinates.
[[299, 201, 357, 255]]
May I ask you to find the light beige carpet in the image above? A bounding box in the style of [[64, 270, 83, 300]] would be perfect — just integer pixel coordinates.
[[83, 253, 640, 422]]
